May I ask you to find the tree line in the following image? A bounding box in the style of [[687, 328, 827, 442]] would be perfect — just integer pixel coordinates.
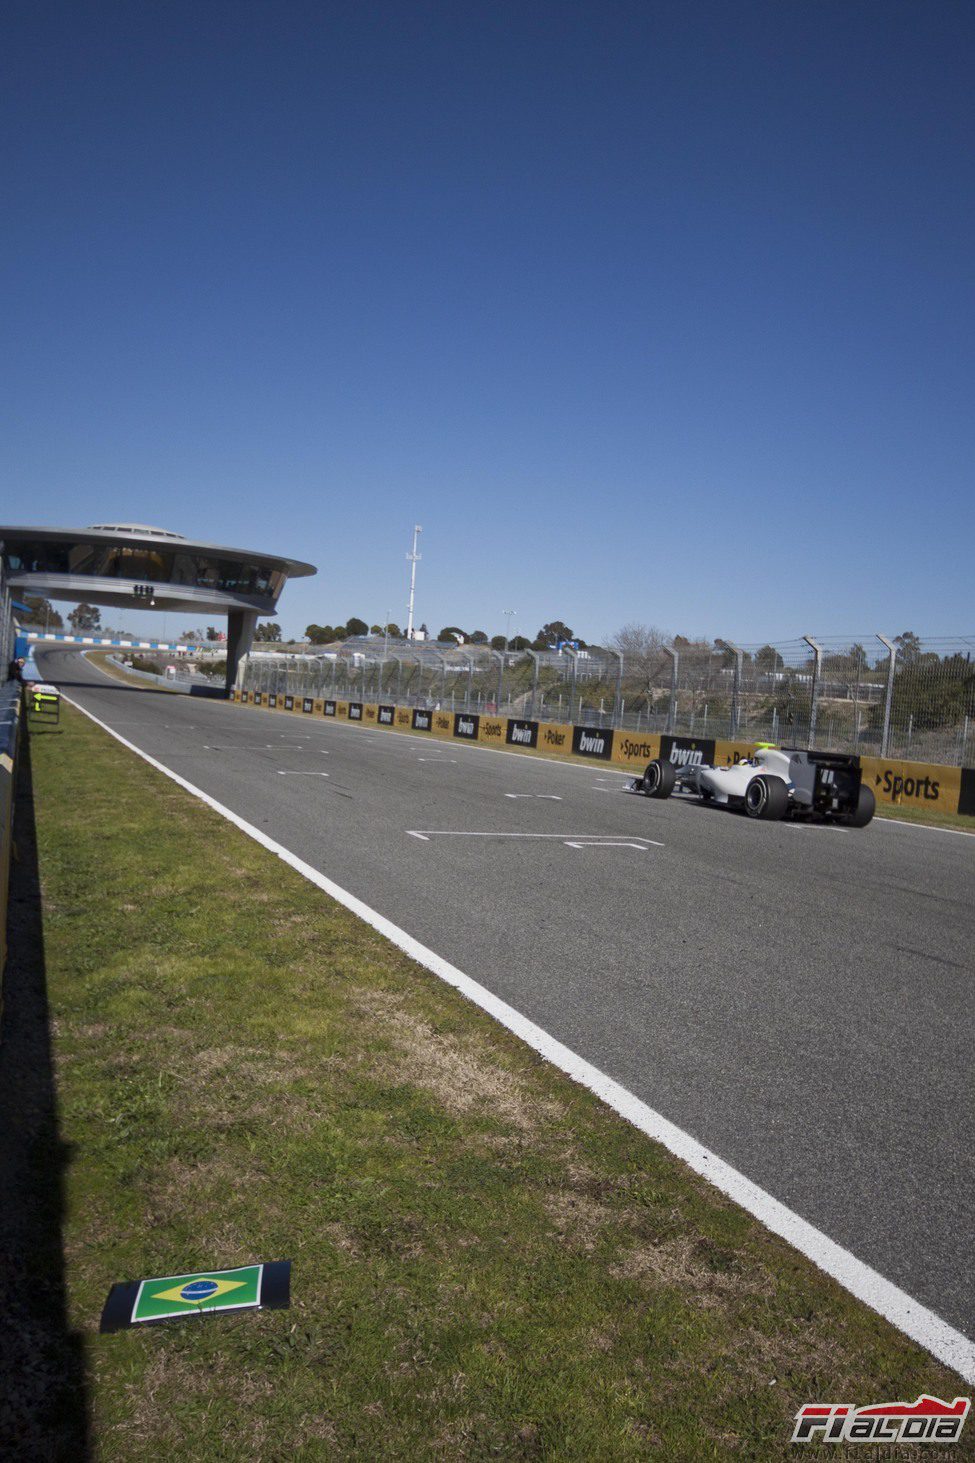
[[300, 617, 586, 651]]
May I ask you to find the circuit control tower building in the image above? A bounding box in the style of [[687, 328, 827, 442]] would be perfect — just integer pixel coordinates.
[[1, 523, 316, 691]]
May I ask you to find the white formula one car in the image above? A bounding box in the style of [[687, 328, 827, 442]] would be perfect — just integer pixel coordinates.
[[635, 745, 876, 826]]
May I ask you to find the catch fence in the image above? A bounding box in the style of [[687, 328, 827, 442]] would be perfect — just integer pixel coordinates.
[[240, 633, 975, 766]]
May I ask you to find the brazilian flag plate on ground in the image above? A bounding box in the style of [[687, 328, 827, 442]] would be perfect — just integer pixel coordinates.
[[100, 1260, 290, 1332]]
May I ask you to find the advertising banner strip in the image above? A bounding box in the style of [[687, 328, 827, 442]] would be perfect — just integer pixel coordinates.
[[571, 725, 614, 760], [659, 734, 716, 769], [960, 767, 975, 818], [611, 732, 661, 769], [537, 721, 572, 755], [712, 739, 756, 767], [858, 756, 961, 814], [453, 711, 480, 741], [478, 716, 506, 746], [99, 1261, 291, 1332], [506, 719, 538, 749]]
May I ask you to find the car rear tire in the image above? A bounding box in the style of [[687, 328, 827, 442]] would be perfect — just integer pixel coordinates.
[[642, 758, 676, 798], [847, 783, 875, 828], [743, 774, 789, 820]]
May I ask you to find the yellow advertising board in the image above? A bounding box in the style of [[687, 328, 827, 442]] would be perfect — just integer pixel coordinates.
[[537, 721, 572, 757], [431, 711, 454, 739], [858, 756, 960, 815], [611, 731, 662, 770], [713, 739, 757, 766], [478, 716, 507, 747], [363, 703, 378, 723], [395, 707, 412, 730], [335, 700, 349, 720]]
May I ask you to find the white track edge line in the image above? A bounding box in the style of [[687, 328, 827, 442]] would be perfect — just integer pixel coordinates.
[[59, 690, 975, 1383], [875, 817, 975, 839]]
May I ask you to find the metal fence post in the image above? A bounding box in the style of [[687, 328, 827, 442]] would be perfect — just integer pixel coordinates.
[[527, 650, 540, 719], [606, 649, 623, 727], [563, 647, 579, 721], [725, 643, 743, 739], [490, 650, 504, 712], [876, 633, 897, 757], [663, 645, 678, 733], [803, 635, 822, 749]]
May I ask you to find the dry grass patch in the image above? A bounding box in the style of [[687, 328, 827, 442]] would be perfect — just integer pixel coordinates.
[[354, 989, 564, 1133]]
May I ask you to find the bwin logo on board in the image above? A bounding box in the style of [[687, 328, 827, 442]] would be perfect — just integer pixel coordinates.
[[412, 710, 432, 731], [454, 713, 479, 739], [302, 698, 314, 713], [348, 703, 363, 720], [378, 705, 395, 725], [323, 700, 336, 716], [661, 736, 715, 768], [506, 720, 538, 748], [572, 726, 613, 760]]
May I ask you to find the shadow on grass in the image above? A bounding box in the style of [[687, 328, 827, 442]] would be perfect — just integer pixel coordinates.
[[0, 731, 90, 1458]]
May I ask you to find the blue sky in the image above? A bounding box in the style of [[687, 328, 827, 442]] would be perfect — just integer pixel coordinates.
[[4, 1, 972, 645]]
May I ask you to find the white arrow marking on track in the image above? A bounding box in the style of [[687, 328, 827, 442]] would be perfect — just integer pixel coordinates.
[[564, 839, 658, 850], [277, 770, 329, 777], [406, 831, 663, 845]]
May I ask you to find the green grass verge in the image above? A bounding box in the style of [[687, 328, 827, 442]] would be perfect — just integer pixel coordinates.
[[84, 650, 182, 692], [873, 803, 975, 833], [18, 706, 970, 1459]]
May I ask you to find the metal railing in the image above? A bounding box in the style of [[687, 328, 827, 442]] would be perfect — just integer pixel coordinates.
[[239, 633, 975, 766]]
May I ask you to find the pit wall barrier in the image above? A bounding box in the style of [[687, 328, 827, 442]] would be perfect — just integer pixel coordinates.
[[228, 690, 975, 817], [0, 683, 24, 1002]]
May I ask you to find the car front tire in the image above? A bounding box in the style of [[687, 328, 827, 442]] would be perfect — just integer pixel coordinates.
[[642, 758, 676, 799]]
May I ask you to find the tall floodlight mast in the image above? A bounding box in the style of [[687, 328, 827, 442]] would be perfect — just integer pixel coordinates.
[[405, 524, 422, 640]]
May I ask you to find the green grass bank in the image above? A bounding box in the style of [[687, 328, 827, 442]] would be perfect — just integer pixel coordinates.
[[3, 704, 968, 1460]]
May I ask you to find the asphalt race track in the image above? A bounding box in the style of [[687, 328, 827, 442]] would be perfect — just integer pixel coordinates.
[[38, 649, 975, 1341]]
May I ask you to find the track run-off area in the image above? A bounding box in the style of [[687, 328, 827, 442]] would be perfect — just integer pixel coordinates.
[[42, 649, 975, 1370]]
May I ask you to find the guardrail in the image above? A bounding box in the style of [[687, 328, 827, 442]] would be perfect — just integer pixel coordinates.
[[0, 682, 23, 1003], [229, 689, 975, 819]]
